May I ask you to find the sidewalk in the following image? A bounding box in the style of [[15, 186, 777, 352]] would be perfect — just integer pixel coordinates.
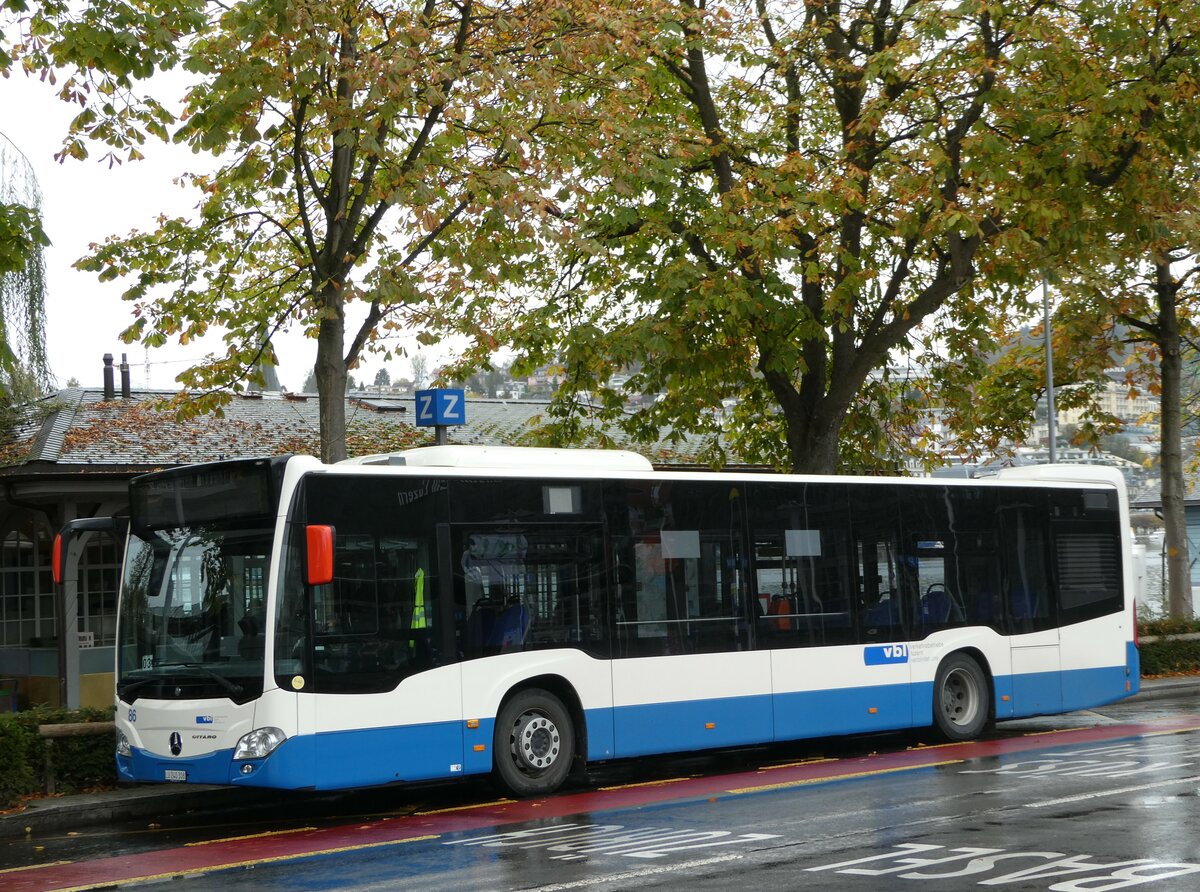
[[2, 675, 1197, 839]]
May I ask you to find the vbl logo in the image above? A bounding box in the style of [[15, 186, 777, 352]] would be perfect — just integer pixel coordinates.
[[864, 644, 910, 665]]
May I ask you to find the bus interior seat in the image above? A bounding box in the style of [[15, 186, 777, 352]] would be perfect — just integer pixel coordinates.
[[490, 603, 531, 649], [921, 585, 951, 624], [864, 591, 901, 627], [467, 597, 531, 653]]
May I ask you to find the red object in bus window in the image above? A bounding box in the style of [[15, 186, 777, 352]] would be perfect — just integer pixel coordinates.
[[768, 594, 794, 632], [52, 533, 64, 585], [306, 525, 334, 586]]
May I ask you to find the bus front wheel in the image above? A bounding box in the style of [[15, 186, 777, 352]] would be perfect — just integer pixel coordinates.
[[933, 654, 989, 741], [493, 688, 575, 797]]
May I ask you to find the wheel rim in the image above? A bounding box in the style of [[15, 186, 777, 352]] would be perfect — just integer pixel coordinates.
[[941, 667, 981, 728], [510, 710, 562, 773]]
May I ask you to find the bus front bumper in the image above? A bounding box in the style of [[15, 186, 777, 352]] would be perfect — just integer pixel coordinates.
[[118, 736, 316, 789]]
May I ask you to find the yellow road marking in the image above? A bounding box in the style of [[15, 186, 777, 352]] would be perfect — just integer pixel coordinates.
[[415, 799, 514, 815], [185, 826, 318, 846], [758, 758, 836, 771], [726, 759, 965, 795], [597, 778, 692, 791], [0, 860, 73, 875]]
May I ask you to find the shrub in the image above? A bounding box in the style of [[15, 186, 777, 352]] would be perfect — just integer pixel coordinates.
[[0, 715, 37, 809], [1138, 616, 1200, 639], [1139, 636, 1200, 676], [0, 706, 117, 808]]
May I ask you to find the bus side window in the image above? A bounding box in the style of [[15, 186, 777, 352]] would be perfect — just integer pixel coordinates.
[[746, 481, 855, 650], [1001, 501, 1053, 634]]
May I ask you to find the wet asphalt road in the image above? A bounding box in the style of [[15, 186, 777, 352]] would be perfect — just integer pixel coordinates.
[[3, 691, 1198, 891]]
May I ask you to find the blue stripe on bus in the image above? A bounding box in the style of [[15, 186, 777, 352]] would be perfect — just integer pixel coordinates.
[[773, 684, 913, 742], [1061, 662, 1136, 712], [310, 721, 465, 789], [119, 664, 1133, 788], [613, 694, 774, 758], [1010, 669, 1063, 716]]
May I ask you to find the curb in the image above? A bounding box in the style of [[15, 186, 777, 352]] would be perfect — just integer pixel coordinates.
[[1132, 677, 1200, 702], [0, 785, 266, 839]]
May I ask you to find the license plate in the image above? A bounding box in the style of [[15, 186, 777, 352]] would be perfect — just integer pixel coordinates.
[[164, 769, 187, 782]]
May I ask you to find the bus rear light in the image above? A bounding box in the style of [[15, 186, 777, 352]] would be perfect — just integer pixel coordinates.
[[306, 525, 334, 586], [233, 727, 287, 760]]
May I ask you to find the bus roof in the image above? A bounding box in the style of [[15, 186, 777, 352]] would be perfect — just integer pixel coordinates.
[[337, 445, 655, 473]]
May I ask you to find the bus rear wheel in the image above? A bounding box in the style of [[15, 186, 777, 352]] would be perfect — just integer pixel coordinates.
[[494, 688, 575, 797], [933, 654, 989, 741]]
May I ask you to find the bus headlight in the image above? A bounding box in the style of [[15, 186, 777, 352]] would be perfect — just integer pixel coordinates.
[[116, 729, 132, 757], [233, 727, 287, 760]]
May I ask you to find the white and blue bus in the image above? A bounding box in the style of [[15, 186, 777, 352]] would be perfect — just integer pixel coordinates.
[[62, 446, 1138, 797]]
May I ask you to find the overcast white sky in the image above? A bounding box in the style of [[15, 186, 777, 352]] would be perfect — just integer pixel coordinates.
[[1, 70, 432, 393]]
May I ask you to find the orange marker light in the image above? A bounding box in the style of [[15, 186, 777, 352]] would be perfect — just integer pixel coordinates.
[[473, 744, 486, 752], [704, 722, 715, 730], [868, 707, 878, 714], [466, 719, 480, 729]]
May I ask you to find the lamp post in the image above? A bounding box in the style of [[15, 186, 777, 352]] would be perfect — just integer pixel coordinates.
[[1043, 274, 1057, 463]]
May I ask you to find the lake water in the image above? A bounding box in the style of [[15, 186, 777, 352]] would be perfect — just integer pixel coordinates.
[[1134, 532, 1198, 619]]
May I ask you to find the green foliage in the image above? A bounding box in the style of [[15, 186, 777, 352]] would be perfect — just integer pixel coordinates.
[[1139, 616, 1200, 638], [40, 0, 592, 462], [1137, 618, 1200, 675], [0, 202, 48, 277], [433, 0, 1200, 474], [0, 714, 36, 809], [0, 134, 52, 398], [1139, 637, 1200, 677], [0, 706, 117, 809]]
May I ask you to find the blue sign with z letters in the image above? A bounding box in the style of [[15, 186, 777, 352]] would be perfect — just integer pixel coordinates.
[[414, 388, 466, 427]]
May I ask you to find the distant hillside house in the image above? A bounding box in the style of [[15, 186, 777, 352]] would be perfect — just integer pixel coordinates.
[[0, 377, 704, 710]]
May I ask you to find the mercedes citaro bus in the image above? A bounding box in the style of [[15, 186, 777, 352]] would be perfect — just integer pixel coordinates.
[[54, 446, 1137, 796]]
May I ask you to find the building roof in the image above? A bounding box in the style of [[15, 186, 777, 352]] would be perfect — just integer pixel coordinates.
[[0, 388, 708, 475]]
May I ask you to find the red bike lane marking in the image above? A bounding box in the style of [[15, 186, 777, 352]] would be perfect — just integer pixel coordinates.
[[8, 716, 1200, 892]]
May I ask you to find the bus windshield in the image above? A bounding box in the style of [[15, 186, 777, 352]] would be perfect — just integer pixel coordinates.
[[116, 524, 272, 704]]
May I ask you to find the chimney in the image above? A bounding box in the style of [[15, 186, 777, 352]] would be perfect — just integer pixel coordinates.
[[120, 353, 131, 398], [102, 354, 115, 400]]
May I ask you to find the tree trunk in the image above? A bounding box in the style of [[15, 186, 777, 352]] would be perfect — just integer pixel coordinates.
[[1157, 267, 1193, 618], [314, 283, 349, 464], [785, 411, 844, 475]]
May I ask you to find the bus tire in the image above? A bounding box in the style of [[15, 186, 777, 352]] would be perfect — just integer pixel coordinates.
[[933, 653, 989, 741], [493, 688, 575, 797]]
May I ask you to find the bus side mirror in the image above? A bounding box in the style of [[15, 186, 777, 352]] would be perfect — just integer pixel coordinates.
[[52, 517, 121, 585], [52, 533, 65, 585], [306, 525, 334, 586]]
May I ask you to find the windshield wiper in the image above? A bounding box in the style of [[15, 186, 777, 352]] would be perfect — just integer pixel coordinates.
[[117, 675, 165, 698], [119, 662, 244, 698]]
